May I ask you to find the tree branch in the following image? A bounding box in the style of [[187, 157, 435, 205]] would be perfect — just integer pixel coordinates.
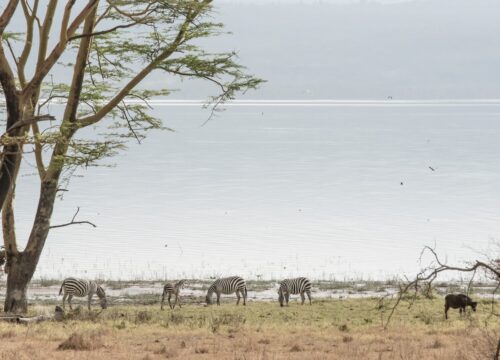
[[381, 245, 500, 329], [68, 22, 137, 41], [77, 4, 208, 127], [6, 114, 55, 133], [0, 0, 19, 35], [17, 0, 39, 86], [22, 0, 99, 100], [31, 122, 46, 178], [49, 207, 96, 229]]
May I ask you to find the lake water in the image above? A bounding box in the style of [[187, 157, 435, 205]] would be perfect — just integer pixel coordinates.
[[11, 102, 500, 281]]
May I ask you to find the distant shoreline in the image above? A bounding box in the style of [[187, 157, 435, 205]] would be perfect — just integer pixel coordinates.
[[2, 98, 500, 107], [1, 279, 496, 305]]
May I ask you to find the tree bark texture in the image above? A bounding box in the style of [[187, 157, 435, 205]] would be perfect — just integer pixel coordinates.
[[4, 180, 59, 313]]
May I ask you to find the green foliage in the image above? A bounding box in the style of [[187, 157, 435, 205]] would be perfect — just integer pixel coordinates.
[[2, 1, 263, 180], [1, 32, 24, 42]]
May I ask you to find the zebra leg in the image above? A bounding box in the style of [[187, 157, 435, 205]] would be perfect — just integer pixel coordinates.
[[62, 293, 67, 310], [216, 292, 221, 306], [236, 290, 241, 305], [306, 290, 312, 305], [68, 295, 73, 310], [300, 292, 305, 305], [161, 291, 165, 310], [175, 294, 181, 309], [88, 293, 93, 310], [168, 294, 172, 309], [243, 290, 247, 306], [285, 292, 290, 306]]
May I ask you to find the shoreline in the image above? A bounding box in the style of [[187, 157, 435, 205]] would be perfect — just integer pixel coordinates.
[[1, 279, 497, 305]]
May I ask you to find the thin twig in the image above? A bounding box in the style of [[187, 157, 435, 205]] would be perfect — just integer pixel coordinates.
[[49, 207, 96, 229]]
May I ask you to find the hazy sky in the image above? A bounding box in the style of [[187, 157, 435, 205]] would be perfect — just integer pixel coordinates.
[[166, 0, 500, 99], [5, 0, 499, 99], [219, 0, 416, 3]]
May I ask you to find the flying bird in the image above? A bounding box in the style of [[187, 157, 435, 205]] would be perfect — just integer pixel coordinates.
[[429, 166, 436, 171]]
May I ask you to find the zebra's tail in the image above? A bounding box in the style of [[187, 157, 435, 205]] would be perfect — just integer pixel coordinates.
[[244, 286, 248, 298], [59, 282, 64, 295]]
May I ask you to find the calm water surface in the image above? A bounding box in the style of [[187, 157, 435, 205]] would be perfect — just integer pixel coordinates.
[[12, 104, 500, 280]]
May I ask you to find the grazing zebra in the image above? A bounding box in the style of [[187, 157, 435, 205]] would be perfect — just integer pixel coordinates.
[[161, 279, 186, 310], [278, 277, 312, 307], [59, 278, 107, 310], [206, 276, 247, 306]]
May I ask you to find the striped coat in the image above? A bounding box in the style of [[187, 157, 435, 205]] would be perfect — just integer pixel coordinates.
[[206, 276, 247, 306], [59, 277, 107, 310], [161, 280, 186, 310], [278, 277, 312, 307]]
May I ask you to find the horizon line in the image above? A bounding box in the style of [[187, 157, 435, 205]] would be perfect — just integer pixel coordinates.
[[109, 98, 500, 107], [3, 98, 500, 107]]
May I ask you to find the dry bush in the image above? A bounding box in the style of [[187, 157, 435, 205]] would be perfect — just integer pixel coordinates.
[[338, 324, 349, 332], [57, 331, 104, 351], [343, 335, 353, 343], [209, 313, 246, 333], [135, 310, 152, 324], [290, 344, 303, 352], [114, 320, 126, 329], [427, 338, 444, 349], [0, 330, 16, 339], [195, 347, 209, 354], [458, 330, 500, 360], [64, 307, 103, 322], [154, 345, 178, 358]]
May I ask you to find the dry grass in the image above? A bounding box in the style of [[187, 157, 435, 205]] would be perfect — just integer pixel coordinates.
[[57, 331, 104, 351], [0, 298, 498, 359]]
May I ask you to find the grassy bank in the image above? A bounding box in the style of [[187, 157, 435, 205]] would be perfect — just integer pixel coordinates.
[[0, 297, 499, 359]]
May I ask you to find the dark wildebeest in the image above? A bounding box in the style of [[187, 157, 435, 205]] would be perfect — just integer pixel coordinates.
[[444, 294, 477, 319]]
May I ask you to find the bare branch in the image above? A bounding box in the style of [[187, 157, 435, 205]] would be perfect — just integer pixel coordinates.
[[17, 0, 40, 86], [68, 22, 137, 41], [4, 38, 18, 68], [0, 0, 19, 35], [49, 207, 96, 229], [22, 0, 99, 99], [381, 245, 500, 329], [6, 114, 55, 133]]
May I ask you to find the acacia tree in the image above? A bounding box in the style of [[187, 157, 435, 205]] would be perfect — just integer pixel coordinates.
[[0, 0, 262, 313]]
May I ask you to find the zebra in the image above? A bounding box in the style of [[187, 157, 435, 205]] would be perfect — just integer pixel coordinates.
[[278, 277, 312, 307], [59, 277, 107, 310], [206, 276, 247, 306], [160, 279, 186, 310]]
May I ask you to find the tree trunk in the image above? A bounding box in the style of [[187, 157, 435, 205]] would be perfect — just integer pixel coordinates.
[[4, 180, 59, 314], [3, 252, 34, 314], [0, 66, 23, 214]]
